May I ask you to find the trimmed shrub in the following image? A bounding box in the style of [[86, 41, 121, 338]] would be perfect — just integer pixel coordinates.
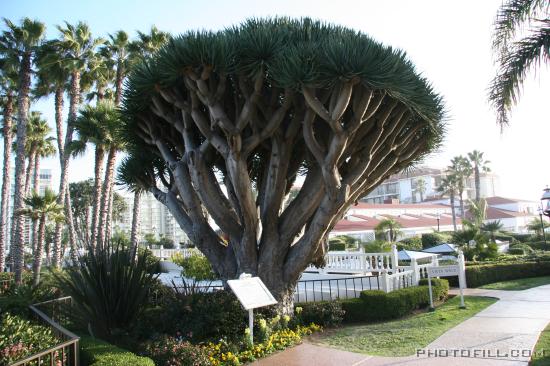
[[80, 336, 154, 366], [526, 241, 550, 251], [511, 233, 534, 243], [449, 261, 550, 288], [342, 280, 449, 322], [296, 301, 345, 327], [418, 278, 449, 300], [397, 237, 423, 251], [421, 232, 451, 249], [328, 242, 346, 251], [508, 243, 534, 255]]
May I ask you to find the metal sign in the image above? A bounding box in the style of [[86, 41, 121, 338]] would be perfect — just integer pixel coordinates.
[[427, 265, 460, 277], [228, 275, 277, 310], [228, 274, 277, 345], [427, 251, 467, 310]]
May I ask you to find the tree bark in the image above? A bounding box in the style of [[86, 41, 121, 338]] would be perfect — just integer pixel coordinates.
[[130, 192, 141, 258], [450, 192, 457, 231], [104, 190, 114, 245], [52, 71, 80, 268], [24, 148, 36, 196], [0, 91, 14, 272], [30, 156, 41, 253], [12, 53, 32, 284], [89, 147, 105, 251], [474, 165, 480, 202], [32, 215, 46, 286], [96, 146, 117, 250]]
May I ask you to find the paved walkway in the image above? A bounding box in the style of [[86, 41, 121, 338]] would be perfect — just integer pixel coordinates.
[[251, 285, 550, 366]]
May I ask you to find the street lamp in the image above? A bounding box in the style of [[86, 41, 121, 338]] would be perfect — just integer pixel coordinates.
[[436, 213, 440, 232], [539, 188, 550, 245]]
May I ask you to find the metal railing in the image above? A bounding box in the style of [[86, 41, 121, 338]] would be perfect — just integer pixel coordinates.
[[9, 297, 80, 366], [294, 275, 380, 303]]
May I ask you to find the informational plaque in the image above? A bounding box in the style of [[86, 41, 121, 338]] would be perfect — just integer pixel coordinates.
[[228, 276, 277, 310], [428, 265, 460, 277], [228, 274, 278, 345]]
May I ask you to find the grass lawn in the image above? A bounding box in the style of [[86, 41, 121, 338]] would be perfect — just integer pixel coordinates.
[[531, 323, 550, 365], [479, 276, 550, 291], [312, 296, 497, 357]]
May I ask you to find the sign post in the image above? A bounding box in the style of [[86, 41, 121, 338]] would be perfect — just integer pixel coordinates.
[[228, 273, 278, 345], [427, 250, 467, 310]]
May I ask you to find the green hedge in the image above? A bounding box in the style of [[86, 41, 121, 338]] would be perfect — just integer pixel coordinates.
[[328, 242, 346, 251], [341, 279, 448, 322], [449, 261, 550, 288], [80, 336, 154, 366], [296, 300, 345, 327], [526, 241, 550, 251]]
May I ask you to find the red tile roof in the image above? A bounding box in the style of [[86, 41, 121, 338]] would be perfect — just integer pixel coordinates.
[[333, 213, 461, 232], [352, 202, 449, 209], [485, 196, 536, 205]]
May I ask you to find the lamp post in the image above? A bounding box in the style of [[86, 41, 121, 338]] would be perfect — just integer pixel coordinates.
[[436, 213, 440, 232], [539, 188, 550, 245]]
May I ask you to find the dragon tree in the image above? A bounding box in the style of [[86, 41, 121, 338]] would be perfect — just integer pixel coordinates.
[[120, 18, 446, 312]]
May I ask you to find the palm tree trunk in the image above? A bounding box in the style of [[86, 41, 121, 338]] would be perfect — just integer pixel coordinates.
[[54, 87, 65, 158], [450, 192, 457, 231], [105, 191, 114, 245], [32, 216, 46, 286], [90, 147, 105, 251], [12, 52, 32, 284], [130, 192, 141, 257], [24, 148, 36, 195], [459, 189, 465, 219], [475, 165, 480, 202], [52, 71, 80, 268], [115, 60, 124, 106], [96, 146, 116, 250], [31, 157, 40, 253], [65, 189, 79, 264], [0, 91, 14, 272]]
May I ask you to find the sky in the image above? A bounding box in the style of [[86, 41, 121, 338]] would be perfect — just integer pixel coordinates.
[[3, 0, 550, 202]]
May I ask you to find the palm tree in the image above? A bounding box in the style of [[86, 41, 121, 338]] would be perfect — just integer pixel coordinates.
[[83, 50, 114, 102], [489, 0, 550, 126], [448, 156, 472, 219], [481, 220, 503, 243], [51, 21, 104, 268], [20, 112, 50, 196], [130, 25, 169, 59], [0, 63, 17, 272], [467, 150, 491, 202], [413, 177, 427, 202], [70, 102, 114, 250], [103, 30, 131, 106], [117, 152, 154, 257], [16, 189, 64, 286], [375, 218, 402, 242], [437, 174, 459, 231], [466, 198, 488, 229], [95, 103, 124, 250], [0, 18, 46, 283], [527, 218, 550, 238]]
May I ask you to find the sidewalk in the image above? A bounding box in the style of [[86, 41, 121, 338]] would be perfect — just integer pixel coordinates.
[[251, 285, 550, 366]]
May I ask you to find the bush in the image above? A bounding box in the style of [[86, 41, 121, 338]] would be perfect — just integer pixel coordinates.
[[510, 233, 534, 243], [363, 240, 391, 253], [54, 244, 159, 340], [0, 313, 60, 365], [341, 280, 449, 323], [418, 278, 449, 300], [450, 261, 550, 288], [526, 241, 550, 251], [80, 336, 154, 366], [508, 243, 535, 255], [421, 232, 451, 249], [397, 237, 423, 251], [328, 242, 346, 251], [295, 301, 345, 327], [173, 253, 218, 281], [0, 276, 59, 317], [143, 336, 210, 366]]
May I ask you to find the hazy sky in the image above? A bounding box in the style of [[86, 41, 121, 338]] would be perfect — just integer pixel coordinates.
[[3, 0, 550, 202]]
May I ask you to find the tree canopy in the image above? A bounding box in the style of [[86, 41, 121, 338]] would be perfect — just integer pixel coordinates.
[[119, 18, 446, 306]]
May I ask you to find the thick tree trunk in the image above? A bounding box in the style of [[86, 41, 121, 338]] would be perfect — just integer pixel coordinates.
[[32, 216, 46, 286], [52, 71, 80, 268], [130, 192, 141, 257], [0, 91, 14, 272], [96, 146, 116, 249], [89, 147, 105, 251], [12, 53, 32, 284]]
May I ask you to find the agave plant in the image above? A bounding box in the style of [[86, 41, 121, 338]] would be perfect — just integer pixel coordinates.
[[54, 239, 158, 339]]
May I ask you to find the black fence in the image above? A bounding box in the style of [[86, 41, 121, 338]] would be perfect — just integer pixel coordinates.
[[294, 275, 380, 303]]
